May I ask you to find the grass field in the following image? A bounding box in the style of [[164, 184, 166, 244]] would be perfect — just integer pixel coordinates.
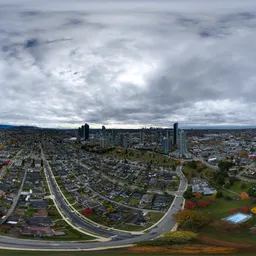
[[198, 196, 254, 219], [196, 196, 256, 245], [230, 180, 256, 194], [104, 148, 175, 167]]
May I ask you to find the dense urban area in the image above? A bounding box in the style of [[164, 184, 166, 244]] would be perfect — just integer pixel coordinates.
[[0, 124, 255, 253]]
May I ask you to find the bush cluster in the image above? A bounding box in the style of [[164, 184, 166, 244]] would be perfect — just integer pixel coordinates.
[[136, 231, 198, 246]]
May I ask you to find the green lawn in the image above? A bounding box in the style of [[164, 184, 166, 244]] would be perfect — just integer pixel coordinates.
[[195, 196, 256, 245], [146, 212, 164, 226], [200, 224, 256, 246], [199, 196, 253, 219], [129, 198, 140, 206], [104, 148, 175, 166], [230, 181, 256, 194]]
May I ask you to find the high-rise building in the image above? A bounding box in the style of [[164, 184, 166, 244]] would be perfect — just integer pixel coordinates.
[[81, 125, 85, 139], [84, 123, 89, 140], [111, 129, 116, 145], [179, 130, 187, 157], [77, 127, 82, 137], [173, 122, 178, 145], [123, 136, 128, 149], [100, 137, 109, 148], [162, 137, 169, 154], [119, 133, 124, 147], [139, 131, 144, 145], [102, 126, 106, 137], [128, 134, 133, 146]]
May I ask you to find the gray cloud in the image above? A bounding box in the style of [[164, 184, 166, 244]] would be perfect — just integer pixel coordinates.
[[0, 0, 256, 128]]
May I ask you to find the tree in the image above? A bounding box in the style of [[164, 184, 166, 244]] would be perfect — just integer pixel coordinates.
[[231, 208, 238, 214], [193, 193, 202, 199], [218, 160, 233, 172], [240, 192, 250, 200], [241, 183, 247, 190], [247, 187, 256, 197], [82, 208, 93, 216], [187, 160, 197, 169], [240, 206, 249, 213], [197, 200, 210, 208], [183, 187, 193, 200], [182, 219, 198, 230], [251, 207, 256, 214], [217, 175, 225, 185], [224, 181, 231, 189], [216, 191, 223, 198], [173, 209, 211, 228], [185, 201, 196, 209]]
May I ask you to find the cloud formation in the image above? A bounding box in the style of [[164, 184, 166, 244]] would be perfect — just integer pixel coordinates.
[[1, 0, 256, 128]]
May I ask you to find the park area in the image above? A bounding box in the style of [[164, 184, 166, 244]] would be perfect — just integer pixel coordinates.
[[104, 148, 176, 167], [179, 190, 256, 247]]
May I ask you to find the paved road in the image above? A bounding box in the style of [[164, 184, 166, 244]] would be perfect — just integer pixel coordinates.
[[41, 145, 134, 239], [236, 171, 256, 183], [0, 164, 187, 250], [0, 147, 187, 250], [191, 155, 219, 171], [1, 170, 27, 224]]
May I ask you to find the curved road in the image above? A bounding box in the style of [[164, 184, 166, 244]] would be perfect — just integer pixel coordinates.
[[41, 148, 132, 239], [0, 146, 187, 250]]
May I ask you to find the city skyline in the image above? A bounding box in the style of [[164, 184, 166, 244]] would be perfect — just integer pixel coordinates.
[[1, 0, 256, 128]]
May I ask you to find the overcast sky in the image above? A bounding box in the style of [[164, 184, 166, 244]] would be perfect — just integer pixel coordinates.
[[1, 0, 256, 128]]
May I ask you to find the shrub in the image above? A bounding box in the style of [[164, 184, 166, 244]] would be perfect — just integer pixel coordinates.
[[184, 201, 196, 209], [173, 209, 211, 228], [197, 200, 210, 208], [163, 231, 198, 243], [231, 208, 238, 214], [136, 238, 171, 246], [240, 192, 250, 200], [193, 192, 202, 199], [251, 207, 256, 214], [240, 206, 249, 213], [137, 231, 198, 246], [183, 187, 193, 199], [182, 219, 198, 230]]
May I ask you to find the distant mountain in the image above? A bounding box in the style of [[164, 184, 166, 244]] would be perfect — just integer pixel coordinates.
[[11, 125, 39, 130], [0, 125, 14, 129], [0, 125, 39, 130]]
